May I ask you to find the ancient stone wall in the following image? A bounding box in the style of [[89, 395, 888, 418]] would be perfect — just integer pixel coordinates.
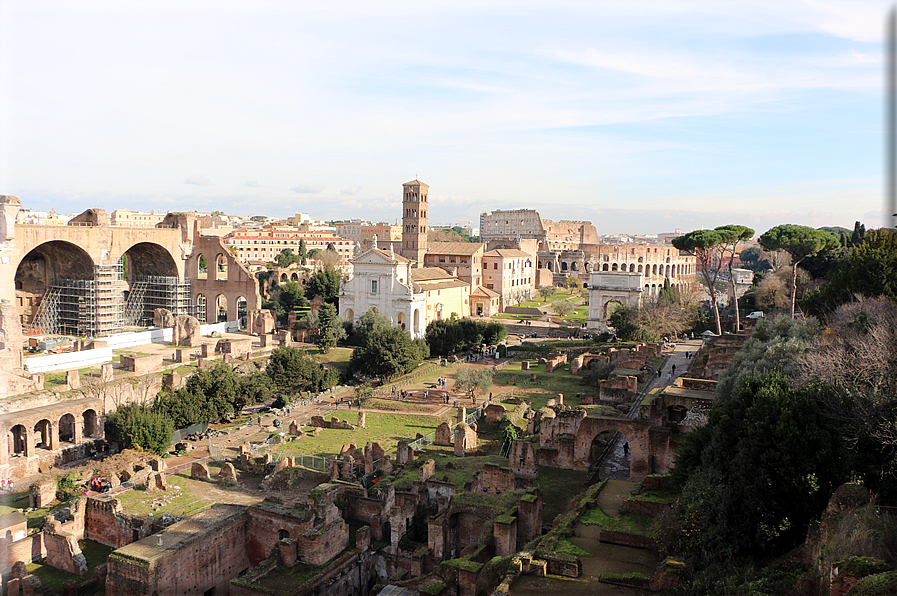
[[86, 497, 153, 548]]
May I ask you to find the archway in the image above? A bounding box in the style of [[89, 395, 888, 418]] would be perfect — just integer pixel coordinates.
[[611, 263, 618, 271], [216, 295, 228, 322], [278, 529, 290, 540], [195, 293, 207, 323], [571, 262, 578, 271], [59, 414, 76, 443], [604, 299, 624, 320], [547, 262, 553, 272], [236, 296, 248, 326], [9, 425, 27, 456], [34, 419, 52, 450], [197, 253, 208, 279], [590, 431, 631, 480], [120, 242, 178, 280], [14, 241, 95, 328], [602, 263, 609, 271], [215, 254, 228, 281], [413, 309, 420, 332], [629, 264, 635, 273], [83, 409, 98, 438], [290, 273, 299, 282], [345, 309, 354, 322], [397, 312, 406, 330]]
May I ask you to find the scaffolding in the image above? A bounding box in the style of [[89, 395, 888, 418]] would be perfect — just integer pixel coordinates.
[[125, 275, 192, 326], [32, 263, 126, 337], [193, 293, 207, 323]]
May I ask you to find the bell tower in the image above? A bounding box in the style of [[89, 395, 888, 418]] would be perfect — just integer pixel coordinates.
[[401, 179, 429, 266]]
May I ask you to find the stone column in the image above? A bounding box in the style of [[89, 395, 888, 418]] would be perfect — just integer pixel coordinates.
[[25, 429, 35, 457], [0, 427, 9, 466], [48, 423, 59, 451], [72, 420, 83, 445]]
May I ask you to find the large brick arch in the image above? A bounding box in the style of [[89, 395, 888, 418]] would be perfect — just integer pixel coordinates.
[[113, 241, 180, 279], [573, 417, 654, 480]]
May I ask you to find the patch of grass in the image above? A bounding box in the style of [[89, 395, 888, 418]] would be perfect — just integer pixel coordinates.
[[580, 506, 654, 537], [115, 475, 209, 518], [44, 372, 68, 388], [535, 465, 590, 523], [361, 398, 441, 413], [387, 452, 510, 491], [553, 538, 590, 557], [273, 412, 452, 459]]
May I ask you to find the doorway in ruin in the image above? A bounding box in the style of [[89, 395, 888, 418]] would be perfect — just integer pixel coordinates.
[[591, 430, 631, 481]]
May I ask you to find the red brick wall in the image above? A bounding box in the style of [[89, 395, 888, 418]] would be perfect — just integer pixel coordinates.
[[85, 497, 151, 548], [0, 534, 43, 574]]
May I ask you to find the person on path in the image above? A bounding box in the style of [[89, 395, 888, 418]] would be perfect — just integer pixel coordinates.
[[671, 364, 676, 375], [667, 372, 671, 382]]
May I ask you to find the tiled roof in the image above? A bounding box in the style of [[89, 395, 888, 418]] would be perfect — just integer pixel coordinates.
[[411, 267, 457, 281], [426, 241, 485, 256], [483, 248, 532, 258], [471, 286, 500, 297]]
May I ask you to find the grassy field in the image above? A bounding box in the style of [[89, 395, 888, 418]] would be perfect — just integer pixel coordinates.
[[494, 360, 593, 398], [115, 472, 225, 518], [535, 465, 591, 523], [25, 540, 112, 595], [360, 398, 443, 413], [273, 411, 454, 459]]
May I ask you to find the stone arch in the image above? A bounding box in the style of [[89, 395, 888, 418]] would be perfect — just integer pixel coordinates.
[[236, 296, 248, 325], [59, 413, 76, 443], [629, 264, 635, 272], [83, 409, 99, 438], [215, 253, 228, 281], [547, 262, 553, 271], [9, 425, 27, 456], [561, 262, 568, 271], [345, 308, 355, 322], [34, 419, 52, 450], [611, 263, 618, 271], [290, 273, 299, 282], [573, 417, 654, 480], [638, 256, 643, 263], [278, 529, 290, 540], [197, 253, 208, 279], [652, 264, 658, 276], [571, 262, 578, 271], [602, 263, 609, 271], [603, 299, 624, 320], [397, 312, 406, 330], [195, 293, 207, 323], [119, 242, 179, 280], [280, 273, 288, 282], [538, 261, 542, 269], [638, 265, 643, 273], [665, 265, 671, 278], [14, 240, 96, 327], [215, 294, 228, 322]]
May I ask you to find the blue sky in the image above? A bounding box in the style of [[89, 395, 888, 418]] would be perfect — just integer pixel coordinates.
[[0, 0, 890, 234]]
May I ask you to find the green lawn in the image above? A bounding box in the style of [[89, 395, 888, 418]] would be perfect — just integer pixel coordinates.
[[580, 506, 654, 537], [273, 411, 453, 459], [535, 465, 590, 524], [494, 360, 593, 397], [25, 540, 112, 595], [115, 473, 220, 518]]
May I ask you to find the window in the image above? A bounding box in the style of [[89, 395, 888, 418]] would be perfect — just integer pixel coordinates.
[[371, 280, 378, 294]]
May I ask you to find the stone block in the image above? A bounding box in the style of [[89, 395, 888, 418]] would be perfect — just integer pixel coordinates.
[[435, 422, 452, 446], [357, 412, 366, 428], [420, 459, 436, 482], [30, 478, 56, 508], [190, 462, 210, 480], [100, 363, 114, 382], [175, 349, 190, 363], [65, 370, 80, 389], [454, 423, 477, 457], [120, 353, 163, 374], [200, 343, 211, 358]]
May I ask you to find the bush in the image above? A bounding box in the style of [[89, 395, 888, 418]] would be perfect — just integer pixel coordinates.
[[106, 404, 174, 455], [56, 473, 84, 502]]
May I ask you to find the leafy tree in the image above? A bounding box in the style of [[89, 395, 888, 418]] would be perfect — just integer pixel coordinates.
[[278, 281, 308, 311], [266, 346, 338, 394], [198, 253, 208, 274], [715, 225, 755, 332], [551, 299, 576, 317], [262, 299, 286, 324], [563, 276, 581, 289], [454, 367, 494, 398], [353, 309, 391, 345], [658, 278, 680, 304], [537, 285, 556, 301], [250, 215, 266, 221], [759, 225, 838, 318], [498, 414, 520, 447], [608, 303, 639, 341], [350, 326, 425, 380], [673, 372, 849, 562], [672, 230, 725, 335], [276, 248, 303, 268], [739, 246, 769, 272], [306, 266, 342, 306], [425, 318, 507, 356], [315, 303, 346, 351], [298, 239, 307, 261], [106, 404, 174, 455], [715, 315, 820, 403], [810, 229, 897, 312]]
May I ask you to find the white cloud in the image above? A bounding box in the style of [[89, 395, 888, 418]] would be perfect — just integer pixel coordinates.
[[291, 184, 324, 194], [242, 180, 261, 187], [341, 185, 362, 195], [184, 175, 212, 186]]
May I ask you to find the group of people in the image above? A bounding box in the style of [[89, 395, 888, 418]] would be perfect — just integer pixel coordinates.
[[0, 479, 14, 493]]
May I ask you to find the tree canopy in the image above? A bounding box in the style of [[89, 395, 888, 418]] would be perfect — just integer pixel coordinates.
[[350, 326, 428, 381], [715, 224, 754, 330], [266, 346, 338, 395], [315, 302, 346, 352], [425, 318, 507, 356], [306, 266, 341, 305], [672, 230, 725, 334], [106, 404, 175, 456], [759, 224, 838, 318]]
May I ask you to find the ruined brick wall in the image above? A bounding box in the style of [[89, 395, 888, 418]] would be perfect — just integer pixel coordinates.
[[516, 493, 542, 550], [86, 497, 152, 548], [478, 464, 514, 493], [106, 506, 251, 596], [246, 508, 316, 566], [43, 531, 87, 575], [294, 519, 349, 566], [0, 533, 43, 574]]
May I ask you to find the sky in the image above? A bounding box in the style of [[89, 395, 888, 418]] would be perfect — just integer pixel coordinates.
[[0, 0, 893, 235]]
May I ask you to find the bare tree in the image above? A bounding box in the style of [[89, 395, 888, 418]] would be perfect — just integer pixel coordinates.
[[637, 298, 691, 341]]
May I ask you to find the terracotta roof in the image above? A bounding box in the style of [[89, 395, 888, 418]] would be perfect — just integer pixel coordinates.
[[471, 286, 500, 298], [411, 267, 457, 281], [352, 247, 409, 264], [483, 248, 532, 258], [403, 179, 428, 186], [426, 241, 485, 256], [416, 279, 470, 291]]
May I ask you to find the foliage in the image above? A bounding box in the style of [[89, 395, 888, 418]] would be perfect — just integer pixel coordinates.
[[498, 414, 520, 447], [760, 224, 838, 318], [715, 315, 820, 403], [637, 297, 691, 341], [739, 246, 771, 272], [275, 248, 303, 268], [350, 326, 427, 381], [807, 229, 897, 315], [353, 309, 392, 345], [106, 404, 174, 455], [672, 230, 725, 335], [278, 281, 308, 311], [266, 346, 338, 395], [671, 372, 849, 563], [454, 367, 494, 396], [425, 318, 507, 356], [608, 304, 639, 341], [306, 266, 341, 305], [550, 299, 576, 316], [56, 473, 85, 502], [715, 224, 755, 330], [585, 360, 616, 385], [262, 299, 286, 324], [314, 303, 346, 351], [537, 285, 557, 301], [562, 276, 581, 289]]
